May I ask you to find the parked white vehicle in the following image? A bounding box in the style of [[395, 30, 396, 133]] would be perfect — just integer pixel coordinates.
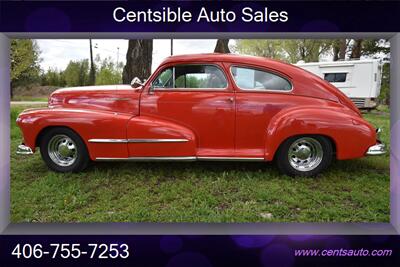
[[296, 59, 382, 109]]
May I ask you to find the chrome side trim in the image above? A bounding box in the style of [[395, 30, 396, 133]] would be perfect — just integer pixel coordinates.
[[16, 144, 34, 155], [197, 157, 264, 161], [105, 97, 131, 101], [95, 156, 264, 162], [88, 138, 189, 143], [366, 143, 386, 156], [88, 139, 128, 143], [127, 139, 189, 143], [96, 156, 197, 162]]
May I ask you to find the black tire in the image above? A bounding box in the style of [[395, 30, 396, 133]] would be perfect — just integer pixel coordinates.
[[275, 135, 333, 177], [39, 127, 90, 172]]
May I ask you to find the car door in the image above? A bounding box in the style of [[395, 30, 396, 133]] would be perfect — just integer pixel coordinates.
[[132, 63, 236, 157], [229, 64, 294, 158]]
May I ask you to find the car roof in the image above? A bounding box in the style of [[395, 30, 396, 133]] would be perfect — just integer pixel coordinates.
[[160, 53, 320, 82], [155, 53, 344, 103], [161, 53, 291, 68]]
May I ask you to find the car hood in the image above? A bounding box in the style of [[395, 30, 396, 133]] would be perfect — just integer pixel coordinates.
[[48, 85, 141, 115]]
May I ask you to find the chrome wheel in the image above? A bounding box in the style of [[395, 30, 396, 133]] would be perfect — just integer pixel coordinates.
[[288, 137, 323, 172], [47, 134, 77, 167]]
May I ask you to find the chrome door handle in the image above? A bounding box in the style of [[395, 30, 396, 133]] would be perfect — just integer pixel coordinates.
[[228, 97, 234, 103]]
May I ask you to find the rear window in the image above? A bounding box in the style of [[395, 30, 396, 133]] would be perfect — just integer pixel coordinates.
[[231, 66, 292, 91]]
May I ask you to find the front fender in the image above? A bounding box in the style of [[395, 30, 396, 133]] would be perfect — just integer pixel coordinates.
[[16, 108, 133, 160], [265, 106, 377, 160]]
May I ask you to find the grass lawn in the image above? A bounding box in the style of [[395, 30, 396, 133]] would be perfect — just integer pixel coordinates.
[[10, 105, 390, 223], [11, 96, 48, 102]]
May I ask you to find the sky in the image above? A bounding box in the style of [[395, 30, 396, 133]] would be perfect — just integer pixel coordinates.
[[36, 39, 220, 72], [35, 39, 385, 73]]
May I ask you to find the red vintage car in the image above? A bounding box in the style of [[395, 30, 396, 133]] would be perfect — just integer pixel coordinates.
[[16, 53, 386, 176]]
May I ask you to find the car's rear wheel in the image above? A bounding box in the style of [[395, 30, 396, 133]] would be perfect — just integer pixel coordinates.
[[40, 127, 89, 172], [276, 135, 333, 177]]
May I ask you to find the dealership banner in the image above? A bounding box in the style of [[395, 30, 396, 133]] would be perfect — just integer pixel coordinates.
[[0, 1, 399, 32], [0, 235, 399, 266]]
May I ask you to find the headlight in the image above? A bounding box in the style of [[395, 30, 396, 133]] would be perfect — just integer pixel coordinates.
[[376, 128, 382, 140]]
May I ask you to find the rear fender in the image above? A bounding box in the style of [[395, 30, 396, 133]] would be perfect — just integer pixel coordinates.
[[265, 106, 376, 160]]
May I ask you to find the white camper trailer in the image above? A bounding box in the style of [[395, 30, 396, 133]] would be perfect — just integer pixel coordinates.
[[296, 59, 382, 109]]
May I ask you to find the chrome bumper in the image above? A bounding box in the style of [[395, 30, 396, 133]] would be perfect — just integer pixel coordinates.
[[16, 144, 33, 155], [366, 143, 386, 156], [366, 128, 386, 156]]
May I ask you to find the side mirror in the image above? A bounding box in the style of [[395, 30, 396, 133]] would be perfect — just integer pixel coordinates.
[[130, 77, 143, 88]]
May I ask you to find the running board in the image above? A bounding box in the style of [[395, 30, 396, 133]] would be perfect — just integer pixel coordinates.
[[95, 156, 264, 162]]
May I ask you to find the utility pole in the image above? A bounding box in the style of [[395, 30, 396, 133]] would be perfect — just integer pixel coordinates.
[[89, 39, 95, 85], [116, 47, 120, 67], [171, 39, 173, 56]]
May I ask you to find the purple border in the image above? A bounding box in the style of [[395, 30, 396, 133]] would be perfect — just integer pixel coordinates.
[[1, 1, 400, 32], [390, 34, 400, 233], [0, 32, 398, 235], [0, 33, 10, 233]]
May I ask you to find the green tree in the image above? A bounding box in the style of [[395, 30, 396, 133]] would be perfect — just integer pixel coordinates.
[[234, 39, 333, 63], [350, 39, 363, 59], [332, 39, 348, 61], [331, 39, 390, 61], [379, 63, 390, 105], [95, 56, 123, 85], [234, 40, 285, 59], [10, 39, 41, 97], [41, 68, 60, 86], [58, 71, 67, 87], [63, 59, 90, 87], [282, 39, 333, 63], [360, 39, 390, 57], [40, 68, 67, 87]]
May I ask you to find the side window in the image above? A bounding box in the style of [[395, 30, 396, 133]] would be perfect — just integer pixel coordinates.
[[231, 66, 292, 91], [175, 65, 227, 89], [324, 73, 347, 83], [152, 65, 227, 90], [152, 68, 173, 89]]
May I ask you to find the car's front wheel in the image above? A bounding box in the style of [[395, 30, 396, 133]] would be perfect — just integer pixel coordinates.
[[276, 135, 333, 177], [40, 127, 89, 172]]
